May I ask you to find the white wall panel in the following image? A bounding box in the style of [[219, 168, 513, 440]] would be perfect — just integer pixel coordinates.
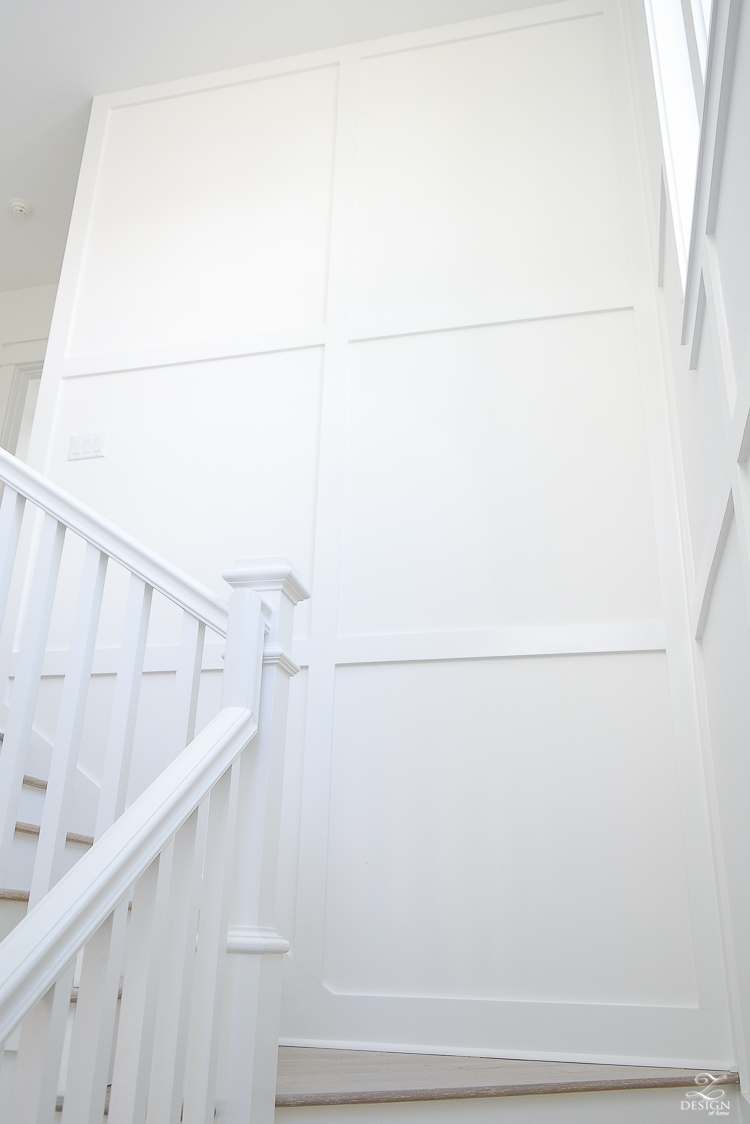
[[350, 15, 630, 332], [339, 313, 662, 635], [30, 0, 730, 1065], [67, 67, 338, 358], [324, 653, 695, 1006], [48, 347, 323, 640]]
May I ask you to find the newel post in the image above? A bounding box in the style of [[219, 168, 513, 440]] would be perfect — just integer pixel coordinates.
[[216, 556, 309, 1124]]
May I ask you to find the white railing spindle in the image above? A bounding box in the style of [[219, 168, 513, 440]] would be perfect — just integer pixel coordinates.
[[29, 544, 108, 906], [182, 772, 239, 1124], [169, 611, 205, 756], [108, 853, 170, 1124], [61, 900, 130, 1123], [64, 572, 152, 1123], [95, 574, 153, 838], [7, 959, 74, 1124], [0, 442, 309, 1124], [145, 807, 206, 1124], [0, 514, 66, 886], [0, 486, 25, 635]]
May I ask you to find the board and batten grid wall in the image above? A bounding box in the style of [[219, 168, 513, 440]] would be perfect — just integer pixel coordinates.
[[627, 0, 750, 1094], [28, 0, 730, 1067]]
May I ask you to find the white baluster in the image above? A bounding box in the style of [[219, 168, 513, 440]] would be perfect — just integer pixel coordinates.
[[215, 558, 309, 1124], [7, 959, 75, 1124], [60, 901, 129, 1124], [0, 485, 25, 634], [0, 514, 66, 886], [29, 544, 108, 904], [96, 574, 152, 837], [181, 770, 240, 1124], [146, 806, 206, 1124], [63, 573, 151, 1123], [108, 853, 170, 1124], [17, 544, 106, 1122], [169, 612, 205, 757]]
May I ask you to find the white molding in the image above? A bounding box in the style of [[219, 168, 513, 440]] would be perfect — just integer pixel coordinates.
[[691, 482, 733, 637], [61, 327, 326, 378], [329, 622, 666, 665], [56, 307, 639, 381], [0, 449, 229, 635], [732, 380, 750, 466], [688, 273, 707, 370], [294, 43, 361, 986], [262, 646, 301, 678], [682, 0, 743, 345], [0, 365, 37, 456], [226, 926, 290, 955], [222, 557, 311, 605], [0, 342, 48, 367], [702, 238, 738, 407], [642, 0, 690, 283], [348, 302, 635, 346], [16, 624, 664, 684], [277, 1034, 731, 1071], [0, 706, 255, 1043]]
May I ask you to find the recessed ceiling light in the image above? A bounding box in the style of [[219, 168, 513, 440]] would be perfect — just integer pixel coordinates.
[[9, 198, 32, 217]]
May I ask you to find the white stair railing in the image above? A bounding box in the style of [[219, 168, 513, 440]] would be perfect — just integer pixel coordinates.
[[0, 449, 308, 1124]]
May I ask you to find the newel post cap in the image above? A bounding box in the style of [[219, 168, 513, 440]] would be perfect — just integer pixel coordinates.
[[222, 556, 310, 604]]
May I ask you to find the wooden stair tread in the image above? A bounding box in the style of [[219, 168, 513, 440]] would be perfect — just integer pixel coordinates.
[[275, 1047, 739, 1106], [14, 820, 94, 846], [23, 774, 47, 790]]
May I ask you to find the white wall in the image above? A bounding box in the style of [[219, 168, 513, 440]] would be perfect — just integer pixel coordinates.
[[0, 285, 56, 458], [624, 0, 750, 1098], [27, 0, 731, 1067]]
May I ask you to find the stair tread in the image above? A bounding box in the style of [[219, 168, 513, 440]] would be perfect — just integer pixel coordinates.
[[275, 1047, 740, 1106], [23, 774, 47, 790], [0, 888, 29, 901], [14, 821, 94, 846]]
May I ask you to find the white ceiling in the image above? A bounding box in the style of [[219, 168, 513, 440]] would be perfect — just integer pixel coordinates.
[[1, 0, 548, 294]]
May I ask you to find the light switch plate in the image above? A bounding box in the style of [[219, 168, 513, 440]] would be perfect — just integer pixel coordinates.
[[69, 433, 107, 460]]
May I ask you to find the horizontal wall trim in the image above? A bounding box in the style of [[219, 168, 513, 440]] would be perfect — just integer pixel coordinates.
[[348, 302, 635, 346], [323, 621, 666, 666], [59, 303, 635, 379], [62, 327, 327, 378], [22, 623, 666, 680], [278, 1036, 727, 1072], [279, 988, 730, 1069]]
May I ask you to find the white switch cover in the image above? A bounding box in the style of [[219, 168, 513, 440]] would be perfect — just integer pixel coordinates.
[[68, 433, 107, 461]]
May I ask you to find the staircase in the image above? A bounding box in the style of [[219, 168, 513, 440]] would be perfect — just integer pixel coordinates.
[[0, 448, 308, 1124]]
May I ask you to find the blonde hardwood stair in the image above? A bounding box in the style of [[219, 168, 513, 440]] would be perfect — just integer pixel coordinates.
[[275, 1047, 740, 1107]]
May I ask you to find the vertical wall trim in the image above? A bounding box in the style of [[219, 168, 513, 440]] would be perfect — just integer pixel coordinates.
[[295, 52, 361, 982]]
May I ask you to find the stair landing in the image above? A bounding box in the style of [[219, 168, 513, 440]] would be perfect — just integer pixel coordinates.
[[276, 1047, 738, 1107]]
